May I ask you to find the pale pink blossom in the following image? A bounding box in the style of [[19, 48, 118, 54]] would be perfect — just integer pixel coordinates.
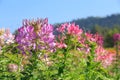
[[56, 42, 67, 49], [95, 46, 115, 67], [67, 23, 83, 35]]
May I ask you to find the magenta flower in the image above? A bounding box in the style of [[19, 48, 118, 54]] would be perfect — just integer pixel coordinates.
[[15, 18, 55, 54], [37, 24, 56, 52], [113, 33, 120, 42], [94, 33, 103, 46], [16, 26, 36, 54]]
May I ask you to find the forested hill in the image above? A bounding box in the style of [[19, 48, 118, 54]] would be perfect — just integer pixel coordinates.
[[54, 14, 120, 31], [70, 14, 120, 31]]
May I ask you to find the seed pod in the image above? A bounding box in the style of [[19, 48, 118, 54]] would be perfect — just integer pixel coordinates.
[[8, 63, 18, 72]]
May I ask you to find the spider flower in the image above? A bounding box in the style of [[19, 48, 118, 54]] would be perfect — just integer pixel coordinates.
[[16, 26, 36, 54], [16, 18, 55, 54], [113, 33, 120, 42], [95, 46, 115, 67], [0, 28, 14, 46]]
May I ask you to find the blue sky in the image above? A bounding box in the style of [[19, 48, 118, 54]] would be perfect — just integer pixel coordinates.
[[0, 0, 120, 33]]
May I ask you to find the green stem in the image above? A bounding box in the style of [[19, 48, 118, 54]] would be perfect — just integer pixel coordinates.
[[16, 55, 23, 80], [116, 42, 119, 58], [19, 57, 23, 72], [115, 42, 119, 77]]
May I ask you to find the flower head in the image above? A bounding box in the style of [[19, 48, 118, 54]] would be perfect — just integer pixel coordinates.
[[67, 23, 83, 35], [16, 18, 55, 54], [95, 46, 115, 67], [113, 33, 120, 42], [0, 28, 14, 47]]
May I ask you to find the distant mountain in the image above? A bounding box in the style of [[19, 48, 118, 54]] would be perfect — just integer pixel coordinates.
[[71, 14, 120, 31], [54, 14, 120, 32]]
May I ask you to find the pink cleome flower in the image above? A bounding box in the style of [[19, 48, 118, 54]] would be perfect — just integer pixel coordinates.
[[85, 32, 103, 46], [0, 28, 14, 46], [57, 23, 115, 67], [95, 46, 115, 67], [113, 33, 120, 42], [56, 23, 83, 49], [67, 23, 83, 35]]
